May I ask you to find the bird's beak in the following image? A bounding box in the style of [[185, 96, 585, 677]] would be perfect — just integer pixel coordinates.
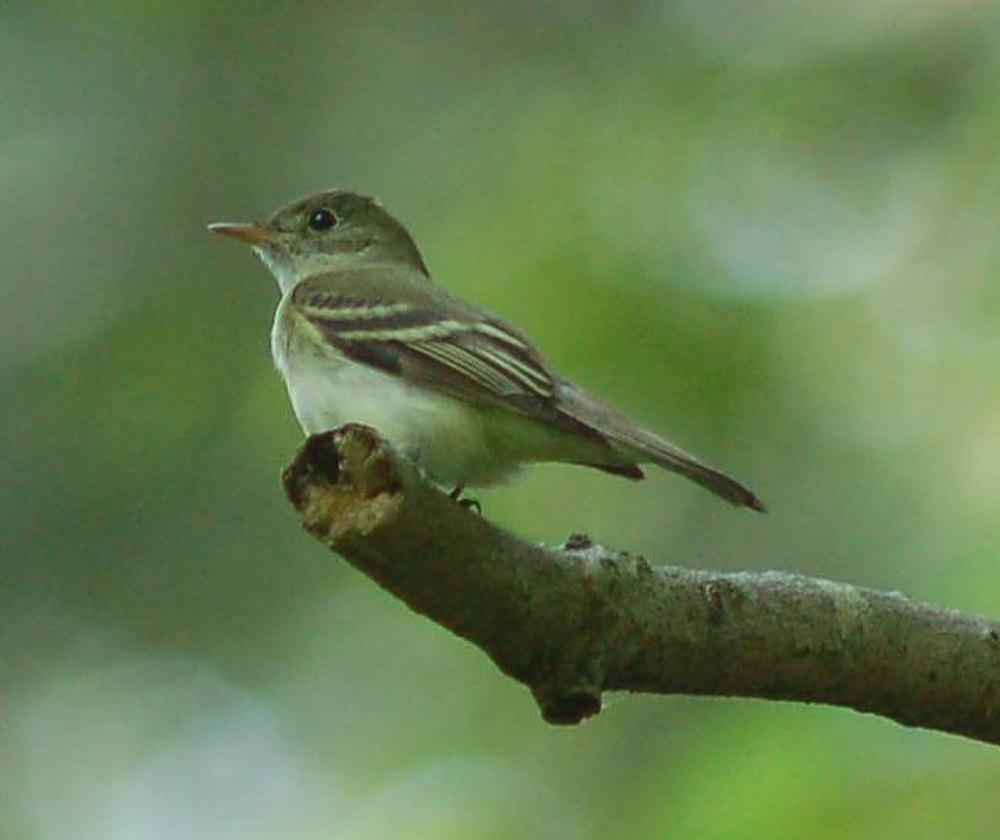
[[207, 222, 279, 246]]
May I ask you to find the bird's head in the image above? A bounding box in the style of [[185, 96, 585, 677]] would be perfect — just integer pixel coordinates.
[[209, 189, 428, 291]]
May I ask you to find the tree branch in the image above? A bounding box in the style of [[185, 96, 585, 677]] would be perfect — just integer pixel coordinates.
[[281, 425, 1000, 745]]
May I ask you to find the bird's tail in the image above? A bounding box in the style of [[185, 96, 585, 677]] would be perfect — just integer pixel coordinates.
[[557, 384, 765, 512], [615, 424, 765, 511]]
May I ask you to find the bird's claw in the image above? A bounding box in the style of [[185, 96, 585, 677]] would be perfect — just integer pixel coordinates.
[[449, 484, 482, 515], [458, 497, 482, 515]]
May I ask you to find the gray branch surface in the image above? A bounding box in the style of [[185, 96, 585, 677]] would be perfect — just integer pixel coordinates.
[[282, 425, 1000, 745]]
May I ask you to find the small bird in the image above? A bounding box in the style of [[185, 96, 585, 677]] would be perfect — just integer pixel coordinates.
[[209, 190, 764, 511]]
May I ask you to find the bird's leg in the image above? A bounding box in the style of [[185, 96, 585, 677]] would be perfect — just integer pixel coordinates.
[[449, 483, 482, 515]]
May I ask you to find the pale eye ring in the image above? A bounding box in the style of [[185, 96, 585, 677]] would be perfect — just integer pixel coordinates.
[[308, 208, 337, 231]]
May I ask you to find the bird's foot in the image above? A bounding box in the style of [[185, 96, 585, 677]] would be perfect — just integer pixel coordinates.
[[449, 484, 482, 515], [459, 497, 482, 515]]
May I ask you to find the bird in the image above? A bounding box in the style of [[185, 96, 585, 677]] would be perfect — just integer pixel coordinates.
[[208, 189, 764, 512]]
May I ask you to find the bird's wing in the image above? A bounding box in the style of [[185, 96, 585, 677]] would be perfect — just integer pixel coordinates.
[[291, 283, 763, 506], [292, 284, 585, 429]]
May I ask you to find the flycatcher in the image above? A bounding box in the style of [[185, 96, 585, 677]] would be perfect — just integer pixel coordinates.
[[209, 190, 764, 511]]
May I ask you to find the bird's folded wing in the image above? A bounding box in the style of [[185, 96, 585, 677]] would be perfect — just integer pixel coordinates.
[[293, 288, 575, 422], [291, 286, 764, 508]]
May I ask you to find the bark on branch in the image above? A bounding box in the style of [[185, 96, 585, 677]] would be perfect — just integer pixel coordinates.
[[282, 425, 1000, 745]]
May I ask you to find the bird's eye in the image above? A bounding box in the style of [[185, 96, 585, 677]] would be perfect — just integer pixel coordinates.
[[308, 208, 337, 231]]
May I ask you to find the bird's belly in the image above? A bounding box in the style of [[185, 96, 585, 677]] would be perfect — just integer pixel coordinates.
[[280, 351, 519, 486]]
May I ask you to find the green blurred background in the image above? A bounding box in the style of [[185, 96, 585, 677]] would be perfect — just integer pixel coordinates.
[[3, 2, 999, 837]]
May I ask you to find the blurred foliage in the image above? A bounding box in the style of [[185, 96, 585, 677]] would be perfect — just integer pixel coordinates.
[[2, 2, 1000, 837]]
